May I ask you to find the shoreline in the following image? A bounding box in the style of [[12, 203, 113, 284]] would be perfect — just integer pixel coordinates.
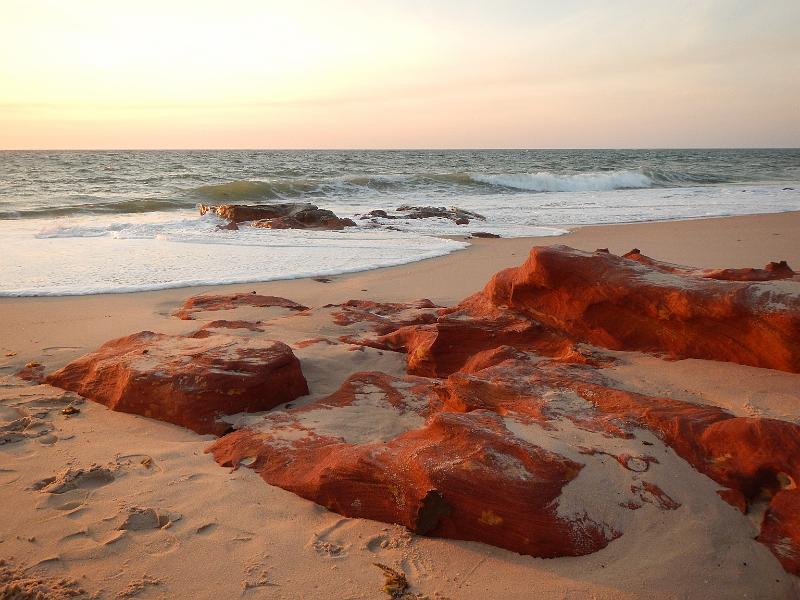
[[2, 210, 799, 372]]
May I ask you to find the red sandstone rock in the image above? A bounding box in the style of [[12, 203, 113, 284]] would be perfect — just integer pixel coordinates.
[[199, 202, 316, 222], [208, 372, 617, 558], [173, 293, 309, 320], [251, 212, 356, 231], [199, 320, 264, 332], [759, 489, 800, 575], [331, 299, 440, 336], [435, 355, 800, 573], [46, 331, 309, 435], [200, 203, 356, 230], [467, 245, 800, 373], [57, 243, 800, 573], [623, 248, 796, 281], [294, 337, 337, 349]]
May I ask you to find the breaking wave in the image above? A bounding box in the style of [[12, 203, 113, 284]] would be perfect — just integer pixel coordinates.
[[470, 170, 652, 192]]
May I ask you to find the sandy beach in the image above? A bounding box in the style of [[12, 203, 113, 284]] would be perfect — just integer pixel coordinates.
[[1, 211, 799, 599]]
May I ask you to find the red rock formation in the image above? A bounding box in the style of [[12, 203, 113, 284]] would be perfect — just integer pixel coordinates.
[[435, 356, 800, 573], [199, 320, 264, 332], [173, 293, 308, 320], [204, 245, 800, 571], [331, 299, 440, 335], [251, 212, 356, 231], [464, 245, 800, 373], [759, 489, 800, 575], [623, 248, 796, 281], [46, 331, 308, 435], [294, 337, 337, 349], [199, 202, 356, 230], [208, 372, 617, 558], [199, 202, 316, 222], [47, 243, 798, 572]]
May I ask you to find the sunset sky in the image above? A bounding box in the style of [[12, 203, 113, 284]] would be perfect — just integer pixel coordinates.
[[1, 0, 798, 149]]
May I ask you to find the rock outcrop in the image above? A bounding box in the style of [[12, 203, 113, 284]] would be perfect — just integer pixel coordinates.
[[360, 206, 486, 225], [208, 371, 618, 558], [381, 246, 800, 375], [34, 243, 800, 574], [200, 203, 315, 222], [46, 331, 309, 435], [173, 293, 308, 320], [200, 203, 356, 230], [622, 248, 796, 281], [206, 245, 800, 572]]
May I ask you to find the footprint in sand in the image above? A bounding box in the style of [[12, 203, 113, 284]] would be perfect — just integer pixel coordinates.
[[0, 415, 53, 445], [0, 468, 21, 485], [195, 522, 217, 535], [120, 507, 181, 531], [365, 527, 414, 553], [32, 465, 116, 512], [32, 465, 116, 494], [307, 518, 353, 558], [114, 454, 163, 479], [41, 346, 82, 356]]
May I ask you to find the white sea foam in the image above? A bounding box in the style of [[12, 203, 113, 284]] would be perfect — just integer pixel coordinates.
[[471, 170, 652, 192], [0, 211, 470, 296], [2, 182, 799, 296]]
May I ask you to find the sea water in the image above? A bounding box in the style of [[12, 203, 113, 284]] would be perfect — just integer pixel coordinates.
[[1, 149, 798, 296]]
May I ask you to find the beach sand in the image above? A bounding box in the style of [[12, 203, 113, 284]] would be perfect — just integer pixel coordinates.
[[1, 211, 799, 599]]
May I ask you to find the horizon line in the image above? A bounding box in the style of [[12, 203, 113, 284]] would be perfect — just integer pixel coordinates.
[[2, 146, 799, 152]]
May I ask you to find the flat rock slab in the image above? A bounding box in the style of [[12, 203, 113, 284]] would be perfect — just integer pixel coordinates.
[[46, 331, 309, 435]]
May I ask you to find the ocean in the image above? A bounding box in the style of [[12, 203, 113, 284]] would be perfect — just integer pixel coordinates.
[[1, 149, 798, 296]]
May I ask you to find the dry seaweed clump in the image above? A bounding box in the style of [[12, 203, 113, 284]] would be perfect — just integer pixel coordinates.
[[374, 563, 437, 600], [0, 559, 96, 599], [374, 563, 409, 598]]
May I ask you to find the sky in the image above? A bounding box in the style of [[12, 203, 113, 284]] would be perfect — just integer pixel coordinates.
[[0, 0, 798, 149]]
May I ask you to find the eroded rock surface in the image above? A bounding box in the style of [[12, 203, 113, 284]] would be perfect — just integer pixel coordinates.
[[382, 245, 800, 375], [360, 205, 486, 224], [173, 293, 308, 320], [200, 202, 356, 230], [30, 244, 800, 574], [206, 246, 800, 573], [46, 331, 309, 435], [623, 248, 796, 281], [209, 371, 618, 558]]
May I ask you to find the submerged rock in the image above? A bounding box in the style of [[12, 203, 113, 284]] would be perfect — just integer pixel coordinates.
[[360, 205, 487, 224], [199, 202, 315, 222], [46, 331, 309, 435], [395, 205, 486, 223], [200, 203, 356, 230]]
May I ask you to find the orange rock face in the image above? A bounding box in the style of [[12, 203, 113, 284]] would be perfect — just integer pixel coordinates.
[[173, 293, 309, 320], [45, 331, 309, 435], [623, 248, 796, 281], [208, 371, 618, 558], [390, 245, 800, 374], [36, 244, 800, 574], [206, 246, 800, 572], [199, 202, 357, 230]]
